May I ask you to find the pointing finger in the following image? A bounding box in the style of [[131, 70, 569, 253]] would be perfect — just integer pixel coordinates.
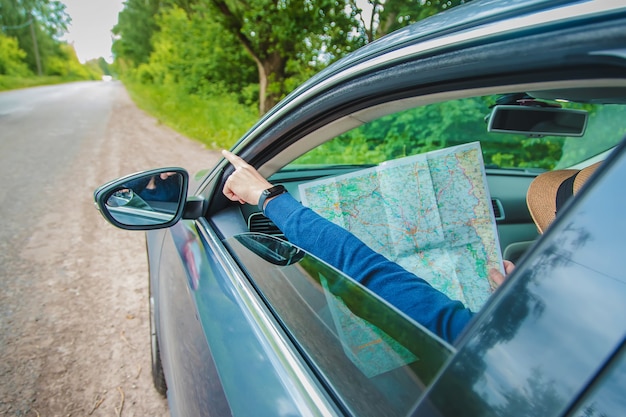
[[222, 150, 246, 168]]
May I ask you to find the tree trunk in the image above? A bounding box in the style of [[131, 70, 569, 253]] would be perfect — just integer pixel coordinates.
[[256, 60, 269, 116], [256, 51, 285, 115]]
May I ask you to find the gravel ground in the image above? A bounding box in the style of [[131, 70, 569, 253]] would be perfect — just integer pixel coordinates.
[[0, 82, 221, 417]]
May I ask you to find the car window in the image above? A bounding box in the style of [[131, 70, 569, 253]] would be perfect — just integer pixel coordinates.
[[567, 343, 626, 417], [289, 95, 626, 171], [225, 233, 454, 417], [410, 149, 626, 416]]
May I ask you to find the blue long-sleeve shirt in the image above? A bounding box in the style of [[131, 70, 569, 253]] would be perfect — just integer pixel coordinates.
[[265, 192, 475, 344]]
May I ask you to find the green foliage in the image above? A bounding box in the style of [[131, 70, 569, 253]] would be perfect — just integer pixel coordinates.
[[112, 0, 160, 66], [200, 0, 365, 112], [0, 0, 70, 38], [81, 58, 110, 78], [299, 97, 496, 164], [0, 0, 71, 75], [123, 77, 258, 149], [140, 6, 256, 99], [0, 0, 98, 84], [112, 0, 463, 116], [358, 0, 467, 40], [0, 74, 82, 91], [96, 57, 112, 76], [45, 43, 101, 79], [110, 0, 476, 148], [0, 34, 31, 76], [556, 105, 626, 168]]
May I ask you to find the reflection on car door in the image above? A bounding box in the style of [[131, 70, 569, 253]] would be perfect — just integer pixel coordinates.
[[156, 221, 229, 416]]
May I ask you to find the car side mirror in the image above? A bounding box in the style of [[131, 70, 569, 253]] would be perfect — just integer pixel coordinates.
[[94, 168, 190, 230]]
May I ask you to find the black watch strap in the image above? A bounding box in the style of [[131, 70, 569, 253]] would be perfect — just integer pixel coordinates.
[[258, 185, 287, 213]]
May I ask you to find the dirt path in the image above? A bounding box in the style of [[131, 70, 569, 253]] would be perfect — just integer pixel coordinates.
[[0, 82, 221, 417]]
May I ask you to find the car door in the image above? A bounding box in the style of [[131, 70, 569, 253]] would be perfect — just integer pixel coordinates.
[[155, 210, 463, 416], [153, 221, 230, 416]]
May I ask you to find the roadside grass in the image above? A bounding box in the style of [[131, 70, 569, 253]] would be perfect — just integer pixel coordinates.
[[123, 80, 259, 150], [0, 75, 90, 91]]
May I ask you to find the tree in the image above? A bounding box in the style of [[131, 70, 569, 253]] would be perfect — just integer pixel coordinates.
[[112, 0, 161, 67], [46, 43, 102, 79], [203, 0, 360, 114], [137, 6, 256, 97], [354, 0, 466, 41], [203, 0, 468, 114], [112, 0, 469, 115], [0, 0, 71, 75]]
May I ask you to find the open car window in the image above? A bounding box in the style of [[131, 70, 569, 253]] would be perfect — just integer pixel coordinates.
[[225, 233, 454, 417], [288, 95, 626, 171]]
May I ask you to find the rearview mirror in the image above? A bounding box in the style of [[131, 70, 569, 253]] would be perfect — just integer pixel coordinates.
[[94, 168, 189, 230], [488, 105, 588, 137]]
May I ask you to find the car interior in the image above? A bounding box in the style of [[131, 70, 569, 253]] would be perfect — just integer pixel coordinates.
[[212, 81, 626, 271]]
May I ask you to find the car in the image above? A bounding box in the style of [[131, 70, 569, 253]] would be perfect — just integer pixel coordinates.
[[94, 1, 626, 416]]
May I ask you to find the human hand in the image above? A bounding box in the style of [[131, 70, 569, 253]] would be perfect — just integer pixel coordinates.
[[222, 150, 273, 205], [159, 171, 178, 180], [489, 260, 515, 288]]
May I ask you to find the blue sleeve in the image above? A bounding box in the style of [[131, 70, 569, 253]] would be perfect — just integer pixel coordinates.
[[265, 193, 474, 344]]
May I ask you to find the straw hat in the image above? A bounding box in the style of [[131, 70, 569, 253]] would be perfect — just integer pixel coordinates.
[[526, 161, 602, 233]]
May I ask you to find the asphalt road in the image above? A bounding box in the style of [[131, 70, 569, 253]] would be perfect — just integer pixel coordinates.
[[0, 81, 220, 416], [0, 82, 113, 243]]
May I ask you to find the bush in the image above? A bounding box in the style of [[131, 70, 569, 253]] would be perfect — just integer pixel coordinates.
[[0, 34, 31, 76]]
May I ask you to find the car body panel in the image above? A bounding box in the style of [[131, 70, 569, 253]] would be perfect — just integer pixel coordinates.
[[152, 224, 229, 416], [568, 343, 626, 417]]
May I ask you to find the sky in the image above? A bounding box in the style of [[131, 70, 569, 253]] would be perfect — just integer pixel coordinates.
[[61, 0, 126, 63]]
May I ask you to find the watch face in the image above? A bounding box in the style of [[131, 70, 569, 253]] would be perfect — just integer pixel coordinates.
[[259, 185, 286, 212], [267, 185, 285, 196]]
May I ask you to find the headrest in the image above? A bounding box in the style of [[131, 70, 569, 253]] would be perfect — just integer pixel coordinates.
[[526, 161, 602, 233]]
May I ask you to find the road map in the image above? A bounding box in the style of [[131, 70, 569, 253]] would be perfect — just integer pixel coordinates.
[[299, 142, 503, 311]]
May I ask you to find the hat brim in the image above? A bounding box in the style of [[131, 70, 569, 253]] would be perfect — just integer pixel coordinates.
[[526, 169, 578, 234], [526, 161, 602, 234]]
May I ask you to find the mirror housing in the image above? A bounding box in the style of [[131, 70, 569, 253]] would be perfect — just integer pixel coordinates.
[[182, 196, 207, 220], [488, 105, 588, 137], [94, 168, 190, 230]]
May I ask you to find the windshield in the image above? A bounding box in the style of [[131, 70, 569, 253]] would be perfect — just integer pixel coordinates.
[[289, 95, 626, 171]]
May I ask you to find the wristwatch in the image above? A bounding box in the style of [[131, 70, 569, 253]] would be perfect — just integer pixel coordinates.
[[258, 185, 287, 214]]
